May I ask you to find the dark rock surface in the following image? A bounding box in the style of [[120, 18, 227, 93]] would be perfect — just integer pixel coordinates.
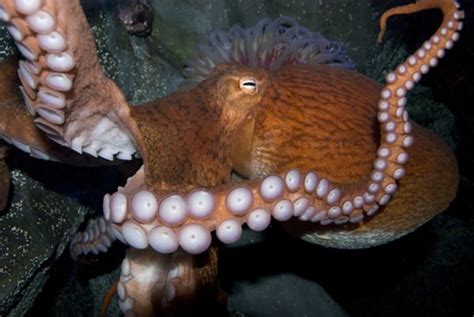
[[228, 273, 348, 317], [0, 167, 89, 316]]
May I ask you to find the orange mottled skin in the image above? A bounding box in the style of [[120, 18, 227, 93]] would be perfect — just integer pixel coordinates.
[[247, 64, 380, 183], [131, 63, 380, 188], [131, 64, 269, 190]]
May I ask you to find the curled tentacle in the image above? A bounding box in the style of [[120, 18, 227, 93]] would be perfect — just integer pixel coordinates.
[[284, 121, 459, 249], [100, 279, 118, 317], [378, 0, 463, 42], [117, 247, 218, 316], [164, 246, 219, 315], [70, 217, 116, 260], [0, 57, 56, 161], [117, 249, 171, 317]]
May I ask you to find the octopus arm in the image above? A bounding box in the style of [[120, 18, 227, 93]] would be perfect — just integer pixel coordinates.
[[0, 0, 144, 161], [0, 57, 126, 164], [0, 57, 57, 161], [71, 217, 220, 317], [104, 246, 218, 316], [283, 122, 459, 249]]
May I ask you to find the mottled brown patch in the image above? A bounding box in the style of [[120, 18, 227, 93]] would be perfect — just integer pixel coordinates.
[[131, 64, 268, 191], [248, 64, 380, 184]]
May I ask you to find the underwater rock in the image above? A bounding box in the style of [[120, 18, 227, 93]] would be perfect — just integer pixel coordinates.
[[0, 169, 89, 316], [228, 274, 348, 317], [82, 1, 182, 105]]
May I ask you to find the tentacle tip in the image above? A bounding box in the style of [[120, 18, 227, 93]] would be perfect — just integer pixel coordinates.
[[377, 31, 386, 43], [378, 12, 389, 43]]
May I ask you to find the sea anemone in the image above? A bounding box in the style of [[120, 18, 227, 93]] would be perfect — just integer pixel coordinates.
[[182, 16, 355, 85]]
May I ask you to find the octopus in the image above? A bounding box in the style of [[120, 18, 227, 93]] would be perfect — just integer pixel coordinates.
[[0, 0, 461, 315]]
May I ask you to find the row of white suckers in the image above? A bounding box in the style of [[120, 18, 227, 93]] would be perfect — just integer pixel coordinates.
[[373, 2, 464, 212], [100, 165, 410, 255], [0, 0, 136, 161], [70, 219, 183, 310], [69, 217, 116, 258]]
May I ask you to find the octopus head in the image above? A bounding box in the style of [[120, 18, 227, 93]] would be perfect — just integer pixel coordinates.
[[213, 63, 269, 115]]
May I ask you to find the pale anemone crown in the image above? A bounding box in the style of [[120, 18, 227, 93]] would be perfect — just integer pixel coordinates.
[[183, 16, 355, 85]]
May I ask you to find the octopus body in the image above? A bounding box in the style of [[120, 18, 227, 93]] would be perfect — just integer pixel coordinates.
[[0, 0, 462, 315]]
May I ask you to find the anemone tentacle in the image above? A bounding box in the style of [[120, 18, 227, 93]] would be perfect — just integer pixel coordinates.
[[182, 16, 355, 87]]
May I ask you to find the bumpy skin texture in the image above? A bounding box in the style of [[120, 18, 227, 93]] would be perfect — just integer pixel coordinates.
[[132, 63, 269, 190], [0, 0, 462, 316], [244, 64, 380, 182]]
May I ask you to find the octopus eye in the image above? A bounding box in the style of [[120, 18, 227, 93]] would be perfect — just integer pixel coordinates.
[[239, 77, 258, 95]]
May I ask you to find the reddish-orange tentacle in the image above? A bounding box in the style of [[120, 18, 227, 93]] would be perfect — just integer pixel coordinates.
[[100, 279, 118, 317], [379, 0, 458, 42]]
